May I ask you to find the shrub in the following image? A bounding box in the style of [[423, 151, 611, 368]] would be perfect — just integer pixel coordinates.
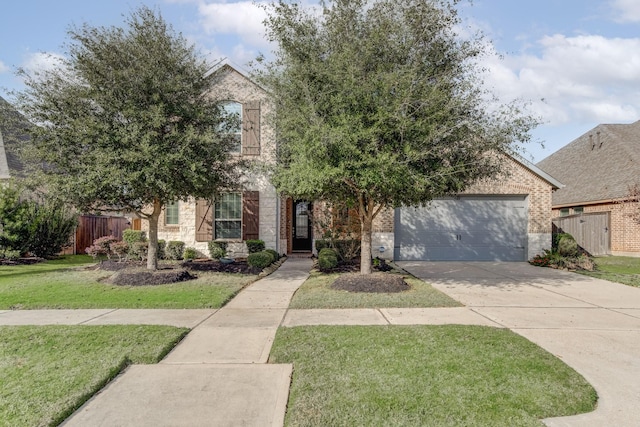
[[247, 250, 275, 268], [245, 239, 265, 254], [183, 247, 198, 260], [122, 229, 146, 246], [0, 249, 21, 260], [265, 248, 279, 262], [110, 241, 129, 262], [208, 241, 227, 259], [157, 239, 166, 260], [85, 244, 107, 260], [93, 235, 119, 259], [557, 234, 579, 257], [318, 248, 338, 270], [132, 241, 148, 261], [166, 241, 185, 260], [315, 239, 360, 261]]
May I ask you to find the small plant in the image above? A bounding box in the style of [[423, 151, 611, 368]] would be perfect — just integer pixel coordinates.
[[110, 241, 129, 262], [208, 241, 227, 259], [93, 236, 119, 259], [557, 234, 579, 257], [0, 249, 21, 260], [318, 248, 338, 271], [183, 247, 198, 260], [131, 241, 148, 261], [122, 230, 147, 260], [247, 250, 275, 268], [157, 239, 166, 260], [265, 248, 279, 262], [166, 241, 185, 260], [122, 230, 146, 246], [245, 239, 265, 254]]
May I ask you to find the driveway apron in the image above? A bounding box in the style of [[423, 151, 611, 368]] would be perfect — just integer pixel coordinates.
[[398, 261, 640, 427], [61, 258, 312, 427]]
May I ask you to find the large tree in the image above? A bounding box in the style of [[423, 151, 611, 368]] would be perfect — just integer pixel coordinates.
[[258, 0, 538, 274], [9, 7, 241, 269]]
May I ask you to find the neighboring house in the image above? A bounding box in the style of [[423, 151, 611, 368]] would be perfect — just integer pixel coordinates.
[[153, 65, 561, 261], [0, 96, 29, 180], [537, 120, 640, 256]]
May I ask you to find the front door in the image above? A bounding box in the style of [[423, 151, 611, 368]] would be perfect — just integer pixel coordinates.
[[292, 200, 312, 251]]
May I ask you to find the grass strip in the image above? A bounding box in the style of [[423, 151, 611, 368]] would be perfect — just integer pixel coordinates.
[[0, 256, 254, 309], [578, 256, 640, 287], [270, 325, 597, 426], [288, 271, 461, 309], [0, 324, 188, 427]]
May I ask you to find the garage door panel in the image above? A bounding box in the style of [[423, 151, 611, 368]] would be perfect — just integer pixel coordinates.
[[395, 196, 528, 262]]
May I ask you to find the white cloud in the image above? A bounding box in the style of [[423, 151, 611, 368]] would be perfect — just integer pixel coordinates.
[[22, 52, 65, 76], [611, 0, 640, 23], [482, 34, 640, 126], [0, 60, 8, 74], [197, 1, 270, 48]]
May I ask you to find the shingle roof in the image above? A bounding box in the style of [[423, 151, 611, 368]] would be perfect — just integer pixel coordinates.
[[0, 96, 30, 178], [537, 120, 640, 206]]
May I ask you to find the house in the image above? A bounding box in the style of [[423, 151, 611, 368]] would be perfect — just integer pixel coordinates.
[[537, 120, 640, 256], [0, 96, 29, 180], [153, 65, 561, 261]]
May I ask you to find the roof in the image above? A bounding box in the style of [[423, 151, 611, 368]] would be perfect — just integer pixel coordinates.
[[537, 120, 640, 206], [0, 96, 29, 178], [512, 153, 563, 190]]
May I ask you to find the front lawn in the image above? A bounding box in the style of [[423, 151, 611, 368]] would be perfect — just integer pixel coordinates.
[[270, 325, 597, 426], [0, 256, 255, 309], [579, 256, 640, 287], [0, 325, 188, 427], [288, 270, 461, 309]]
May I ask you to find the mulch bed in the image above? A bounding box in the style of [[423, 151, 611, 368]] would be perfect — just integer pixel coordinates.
[[106, 269, 197, 286], [0, 257, 46, 266], [331, 272, 411, 293]]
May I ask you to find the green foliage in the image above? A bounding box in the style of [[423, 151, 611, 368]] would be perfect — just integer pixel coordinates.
[[557, 234, 580, 257], [166, 241, 185, 260], [208, 241, 227, 259], [265, 248, 280, 262], [131, 241, 148, 261], [0, 185, 77, 258], [157, 239, 166, 260], [245, 239, 265, 254], [318, 248, 339, 271], [247, 250, 275, 268], [316, 239, 360, 261], [529, 249, 595, 271], [122, 230, 147, 260], [12, 6, 243, 269], [122, 230, 146, 246], [183, 247, 198, 260], [258, 0, 538, 274]]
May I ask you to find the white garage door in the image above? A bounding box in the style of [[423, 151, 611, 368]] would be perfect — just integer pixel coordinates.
[[394, 196, 528, 261]]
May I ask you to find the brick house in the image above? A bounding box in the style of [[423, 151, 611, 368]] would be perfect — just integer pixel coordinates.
[[153, 64, 561, 261], [537, 120, 640, 256]]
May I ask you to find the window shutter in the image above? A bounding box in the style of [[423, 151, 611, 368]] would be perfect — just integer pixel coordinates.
[[195, 199, 213, 241], [242, 191, 259, 241], [242, 101, 260, 156]]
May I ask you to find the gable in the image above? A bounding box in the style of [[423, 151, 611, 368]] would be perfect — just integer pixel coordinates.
[[537, 120, 640, 206]]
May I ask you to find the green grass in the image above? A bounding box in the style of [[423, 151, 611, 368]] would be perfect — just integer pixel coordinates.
[[579, 256, 640, 287], [270, 325, 597, 427], [288, 271, 461, 309], [0, 255, 255, 309], [0, 324, 188, 427]]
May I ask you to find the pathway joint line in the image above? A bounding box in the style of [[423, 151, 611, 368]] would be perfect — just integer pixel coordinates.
[[377, 308, 392, 325], [78, 308, 119, 325]]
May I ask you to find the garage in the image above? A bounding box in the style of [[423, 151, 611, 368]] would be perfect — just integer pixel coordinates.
[[394, 195, 528, 261]]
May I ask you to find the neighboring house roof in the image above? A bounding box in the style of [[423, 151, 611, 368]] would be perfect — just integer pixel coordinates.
[[537, 120, 640, 207], [513, 153, 563, 190], [0, 96, 29, 179]]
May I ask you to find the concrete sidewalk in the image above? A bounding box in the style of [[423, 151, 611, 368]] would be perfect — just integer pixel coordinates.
[[60, 258, 313, 427]]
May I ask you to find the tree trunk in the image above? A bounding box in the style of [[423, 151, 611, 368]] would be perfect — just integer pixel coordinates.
[[360, 212, 373, 275], [146, 199, 162, 270]]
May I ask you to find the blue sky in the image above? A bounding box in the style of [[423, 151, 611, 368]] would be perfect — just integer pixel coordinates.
[[1, 0, 639, 162]]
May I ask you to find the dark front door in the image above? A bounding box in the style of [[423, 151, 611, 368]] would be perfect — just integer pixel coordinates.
[[292, 200, 312, 251]]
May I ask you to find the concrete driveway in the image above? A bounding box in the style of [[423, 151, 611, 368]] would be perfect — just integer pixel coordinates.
[[397, 261, 640, 427]]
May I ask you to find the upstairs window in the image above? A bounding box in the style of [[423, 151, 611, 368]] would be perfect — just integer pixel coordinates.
[[559, 208, 570, 217], [222, 102, 242, 153]]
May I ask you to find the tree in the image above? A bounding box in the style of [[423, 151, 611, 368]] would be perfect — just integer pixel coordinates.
[[9, 6, 241, 269], [257, 0, 539, 274]]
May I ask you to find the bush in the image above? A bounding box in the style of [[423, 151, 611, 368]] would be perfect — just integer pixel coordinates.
[[315, 239, 360, 261], [122, 229, 146, 246], [157, 239, 166, 260], [122, 230, 147, 260], [183, 247, 198, 260], [245, 239, 265, 254], [208, 241, 227, 259], [166, 241, 185, 260], [247, 250, 275, 268], [318, 248, 338, 270], [265, 248, 279, 262], [131, 241, 148, 261], [557, 234, 579, 257], [0, 249, 21, 260], [110, 241, 129, 262]]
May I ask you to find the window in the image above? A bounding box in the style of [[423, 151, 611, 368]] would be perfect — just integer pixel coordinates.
[[573, 207, 584, 214], [215, 193, 242, 239], [560, 208, 570, 217], [165, 201, 179, 225], [222, 102, 242, 153]]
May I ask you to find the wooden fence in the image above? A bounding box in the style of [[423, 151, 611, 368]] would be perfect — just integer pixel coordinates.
[[63, 215, 131, 255], [552, 212, 610, 256]]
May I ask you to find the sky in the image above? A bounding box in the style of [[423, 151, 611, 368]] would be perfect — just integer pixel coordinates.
[[1, 0, 640, 163]]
